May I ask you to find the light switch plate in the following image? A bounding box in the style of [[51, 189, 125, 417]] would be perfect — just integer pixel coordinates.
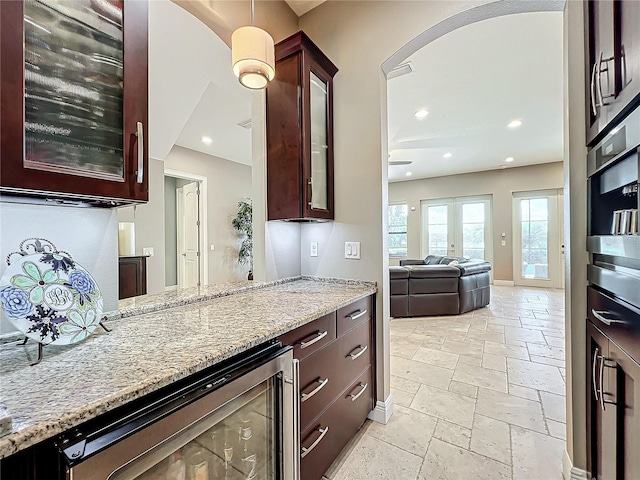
[[310, 241, 318, 257], [143, 247, 154, 257], [345, 241, 361, 260]]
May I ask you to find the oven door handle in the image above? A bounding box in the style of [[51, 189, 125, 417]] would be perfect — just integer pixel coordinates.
[[591, 309, 625, 326]]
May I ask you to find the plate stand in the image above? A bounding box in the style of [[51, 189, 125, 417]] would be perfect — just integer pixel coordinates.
[[20, 321, 112, 366]]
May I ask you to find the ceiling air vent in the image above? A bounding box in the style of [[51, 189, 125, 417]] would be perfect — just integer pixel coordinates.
[[387, 62, 414, 80], [238, 119, 252, 129]]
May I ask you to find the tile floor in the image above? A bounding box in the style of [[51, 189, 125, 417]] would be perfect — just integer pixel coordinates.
[[325, 286, 566, 480]]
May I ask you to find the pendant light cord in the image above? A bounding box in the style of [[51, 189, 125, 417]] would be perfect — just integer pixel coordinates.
[[251, 0, 255, 26]]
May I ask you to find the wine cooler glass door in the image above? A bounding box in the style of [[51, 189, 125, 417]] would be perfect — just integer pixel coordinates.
[[109, 380, 275, 480]]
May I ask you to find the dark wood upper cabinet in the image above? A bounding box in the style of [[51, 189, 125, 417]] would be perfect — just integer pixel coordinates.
[[586, 0, 640, 146], [266, 31, 338, 221], [0, 0, 148, 205]]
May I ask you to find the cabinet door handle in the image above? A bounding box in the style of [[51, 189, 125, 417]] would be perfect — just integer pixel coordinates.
[[591, 309, 624, 326], [307, 178, 313, 208], [599, 353, 606, 411], [591, 61, 598, 116], [299, 330, 328, 349], [301, 426, 329, 458], [135, 121, 144, 184], [301, 378, 329, 402], [347, 309, 367, 321], [348, 382, 368, 402], [592, 347, 599, 401], [347, 345, 368, 361], [596, 51, 615, 107]]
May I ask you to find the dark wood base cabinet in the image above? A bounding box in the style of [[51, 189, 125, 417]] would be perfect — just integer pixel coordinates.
[[587, 287, 640, 480], [279, 295, 374, 480], [118, 256, 148, 299]]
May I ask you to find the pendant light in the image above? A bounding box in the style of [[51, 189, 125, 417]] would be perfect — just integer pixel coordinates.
[[231, 0, 275, 90]]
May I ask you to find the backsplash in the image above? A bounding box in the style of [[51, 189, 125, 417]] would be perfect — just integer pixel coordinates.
[[0, 200, 118, 335]]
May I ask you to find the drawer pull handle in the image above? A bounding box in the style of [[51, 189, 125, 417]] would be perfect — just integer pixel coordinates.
[[349, 382, 368, 402], [347, 345, 368, 361], [348, 309, 367, 321], [301, 378, 329, 402], [299, 330, 328, 349], [591, 309, 624, 326], [301, 426, 329, 458]]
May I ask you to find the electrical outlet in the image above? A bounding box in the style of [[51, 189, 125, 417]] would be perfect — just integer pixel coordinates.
[[310, 241, 318, 257], [345, 242, 361, 260], [210, 244, 215, 251], [143, 247, 154, 257], [501, 240, 506, 246]]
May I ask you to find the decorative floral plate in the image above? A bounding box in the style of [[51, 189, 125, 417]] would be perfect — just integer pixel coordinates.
[[0, 238, 103, 345]]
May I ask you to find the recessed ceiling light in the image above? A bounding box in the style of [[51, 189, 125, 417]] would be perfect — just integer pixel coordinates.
[[505, 157, 514, 163], [405, 171, 413, 177], [201, 136, 213, 145], [443, 152, 452, 159], [507, 119, 523, 129], [414, 109, 429, 119]]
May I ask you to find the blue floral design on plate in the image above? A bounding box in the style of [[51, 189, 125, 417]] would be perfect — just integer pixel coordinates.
[[40, 253, 75, 274], [0, 241, 103, 346], [0, 286, 34, 319]]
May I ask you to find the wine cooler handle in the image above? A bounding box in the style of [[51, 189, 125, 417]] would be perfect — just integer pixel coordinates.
[[592, 347, 599, 401], [292, 358, 301, 480], [136, 122, 144, 184], [301, 427, 329, 459]]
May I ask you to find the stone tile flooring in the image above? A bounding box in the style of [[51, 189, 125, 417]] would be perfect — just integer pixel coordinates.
[[325, 286, 566, 480]]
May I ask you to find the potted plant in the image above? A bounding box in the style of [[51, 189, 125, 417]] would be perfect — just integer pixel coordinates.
[[232, 199, 253, 280]]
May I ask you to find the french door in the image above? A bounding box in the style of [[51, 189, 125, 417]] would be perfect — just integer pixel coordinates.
[[420, 196, 493, 263], [512, 189, 563, 288]]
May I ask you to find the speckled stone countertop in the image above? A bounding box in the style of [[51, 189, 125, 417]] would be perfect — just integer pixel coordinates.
[[0, 277, 376, 459]]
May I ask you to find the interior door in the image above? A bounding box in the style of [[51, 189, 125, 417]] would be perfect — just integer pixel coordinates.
[[177, 182, 200, 288], [513, 190, 562, 288], [421, 196, 492, 263]]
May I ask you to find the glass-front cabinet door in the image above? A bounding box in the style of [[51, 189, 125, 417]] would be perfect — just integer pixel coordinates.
[[308, 71, 329, 212], [303, 54, 335, 220], [0, 0, 148, 204]]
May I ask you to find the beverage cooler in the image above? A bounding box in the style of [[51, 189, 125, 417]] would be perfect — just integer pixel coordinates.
[[55, 342, 299, 480]]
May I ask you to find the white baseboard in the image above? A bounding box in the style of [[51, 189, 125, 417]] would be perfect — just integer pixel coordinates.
[[164, 285, 178, 292], [493, 280, 515, 286], [563, 450, 589, 480], [367, 393, 394, 424]]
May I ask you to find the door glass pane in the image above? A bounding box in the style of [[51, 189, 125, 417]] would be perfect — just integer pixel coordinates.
[[461, 203, 485, 260], [521, 198, 549, 279], [111, 380, 276, 480], [24, 0, 124, 181], [428, 205, 448, 255], [310, 72, 328, 210]]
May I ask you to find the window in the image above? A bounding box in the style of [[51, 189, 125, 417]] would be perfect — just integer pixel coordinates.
[[388, 204, 408, 257]]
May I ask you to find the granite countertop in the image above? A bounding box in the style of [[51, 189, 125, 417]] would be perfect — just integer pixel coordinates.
[[0, 277, 376, 459]]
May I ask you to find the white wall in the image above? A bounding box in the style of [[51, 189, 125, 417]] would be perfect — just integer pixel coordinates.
[[118, 147, 253, 294], [0, 201, 118, 334], [388, 162, 564, 281]]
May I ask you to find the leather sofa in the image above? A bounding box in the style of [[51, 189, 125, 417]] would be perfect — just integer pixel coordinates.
[[390, 255, 492, 317]]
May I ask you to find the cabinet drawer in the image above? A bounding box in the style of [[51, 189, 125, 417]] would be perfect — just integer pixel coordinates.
[[299, 320, 371, 430], [300, 367, 373, 480], [588, 286, 640, 363], [337, 296, 372, 336], [278, 312, 336, 361]]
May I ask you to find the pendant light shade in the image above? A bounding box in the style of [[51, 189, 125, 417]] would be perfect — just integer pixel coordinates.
[[232, 26, 275, 90]]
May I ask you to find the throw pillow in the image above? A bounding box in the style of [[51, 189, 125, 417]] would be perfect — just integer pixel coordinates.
[[448, 260, 459, 266]]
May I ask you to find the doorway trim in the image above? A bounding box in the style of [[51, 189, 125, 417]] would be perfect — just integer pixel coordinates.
[[165, 168, 208, 287]]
